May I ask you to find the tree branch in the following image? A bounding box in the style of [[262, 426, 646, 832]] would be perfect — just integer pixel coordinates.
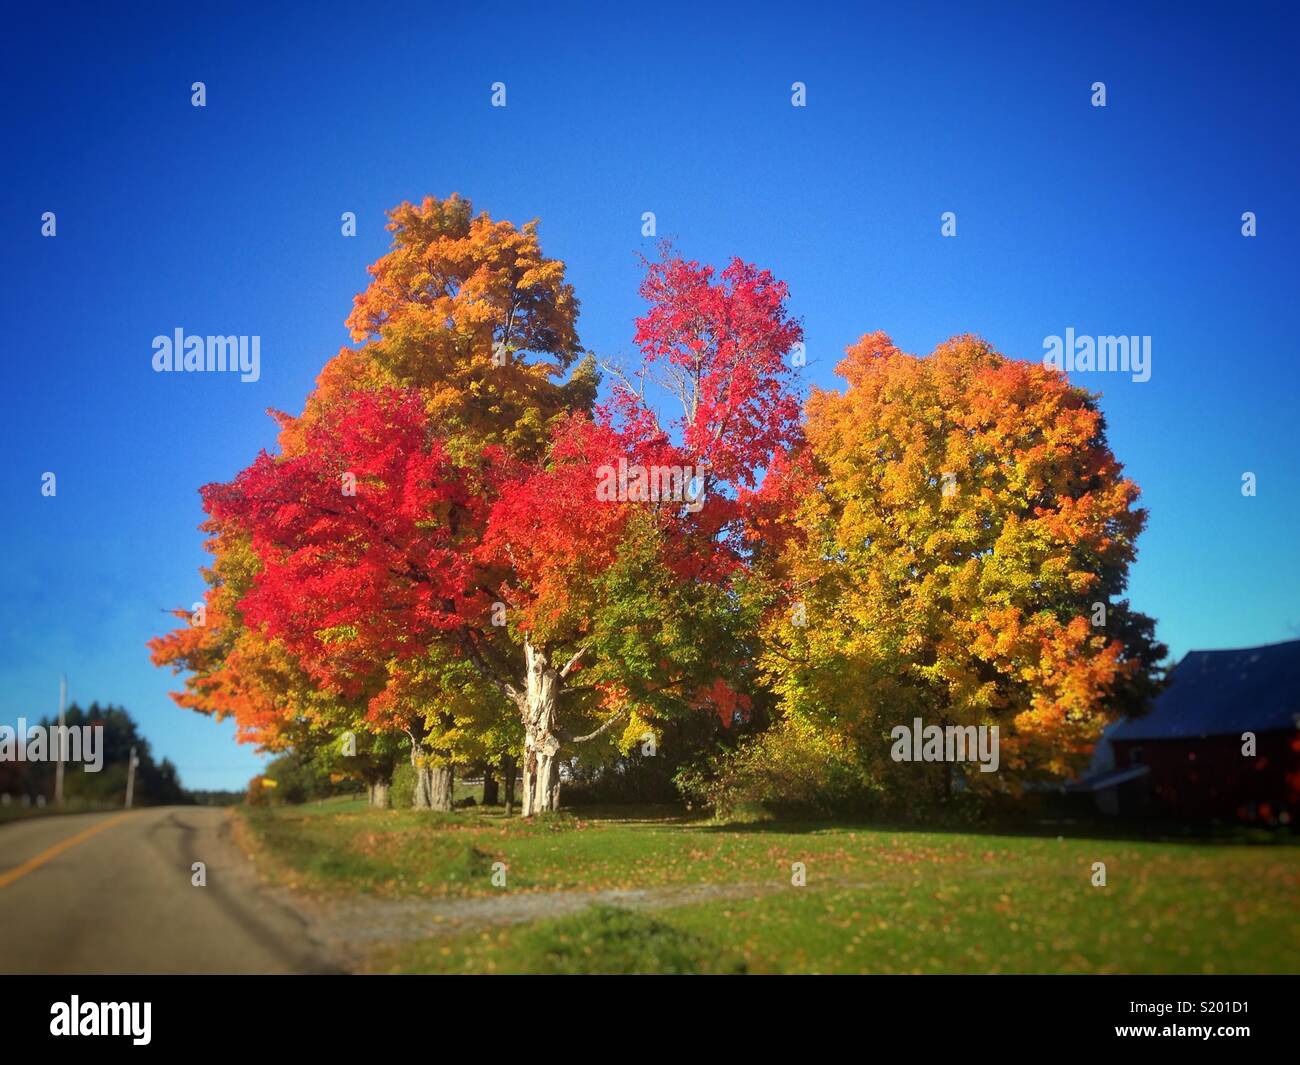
[[558, 646, 588, 678], [563, 709, 630, 745], [461, 631, 523, 706]]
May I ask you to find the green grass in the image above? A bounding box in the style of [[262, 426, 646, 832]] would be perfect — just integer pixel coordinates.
[[240, 802, 1300, 974], [479, 905, 748, 975], [282, 794, 371, 816]]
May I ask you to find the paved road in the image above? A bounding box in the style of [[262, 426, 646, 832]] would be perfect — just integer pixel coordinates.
[[0, 806, 335, 974]]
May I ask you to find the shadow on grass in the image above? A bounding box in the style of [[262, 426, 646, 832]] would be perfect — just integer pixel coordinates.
[[560, 798, 1299, 847], [264, 796, 1297, 848]]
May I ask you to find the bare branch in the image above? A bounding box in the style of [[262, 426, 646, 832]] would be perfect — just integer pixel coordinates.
[[558, 646, 588, 678], [598, 355, 646, 400], [564, 709, 630, 745]]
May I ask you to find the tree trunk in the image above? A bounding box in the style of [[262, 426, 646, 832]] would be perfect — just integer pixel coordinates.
[[482, 766, 499, 806], [520, 637, 563, 817], [413, 768, 434, 808], [503, 754, 516, 816], [408, 733, 430, 809], [409, 729, 454, 811], [938, 717, 953, 806], [429, 764, 454, 812], [522, 742, 560, 816]]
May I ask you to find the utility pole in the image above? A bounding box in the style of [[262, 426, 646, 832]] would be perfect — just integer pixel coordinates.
[[54, 675, 66, 806], [124, 746, 138, 809]]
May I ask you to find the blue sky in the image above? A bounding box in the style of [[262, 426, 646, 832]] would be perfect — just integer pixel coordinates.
[[2, 1, 1297, 790]]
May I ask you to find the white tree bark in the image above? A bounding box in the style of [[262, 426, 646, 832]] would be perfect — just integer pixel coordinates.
[[520, 636, 562, 816], [466, 635, 590, 817]]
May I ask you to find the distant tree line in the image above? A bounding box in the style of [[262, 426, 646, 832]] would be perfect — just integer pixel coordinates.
[[0, 702, 188, 807]]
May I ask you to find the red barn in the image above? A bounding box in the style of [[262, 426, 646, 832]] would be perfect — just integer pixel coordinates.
[[1073, 639, 1300, 823]]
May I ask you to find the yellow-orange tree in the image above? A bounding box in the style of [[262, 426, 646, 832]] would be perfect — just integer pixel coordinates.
[[295, 192, 595, 464], [758, 332, 1164, 806]]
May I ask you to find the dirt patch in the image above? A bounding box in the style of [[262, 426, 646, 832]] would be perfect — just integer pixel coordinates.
[[263, 878, 787, 970]]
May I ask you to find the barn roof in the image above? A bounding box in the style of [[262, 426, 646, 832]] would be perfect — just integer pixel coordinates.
[[1109, 638, 1300, 741]]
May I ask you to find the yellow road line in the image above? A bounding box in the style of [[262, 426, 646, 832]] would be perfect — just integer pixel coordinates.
[[0, 812, 131, 890]]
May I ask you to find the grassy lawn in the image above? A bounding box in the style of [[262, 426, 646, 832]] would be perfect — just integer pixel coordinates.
[[240, 801, 1300, 974], [277, 794, 372, 816]]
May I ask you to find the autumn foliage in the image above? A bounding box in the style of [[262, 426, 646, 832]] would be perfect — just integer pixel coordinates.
[[152, 196, 1164, 817], [757, 332, 1163, 801]]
